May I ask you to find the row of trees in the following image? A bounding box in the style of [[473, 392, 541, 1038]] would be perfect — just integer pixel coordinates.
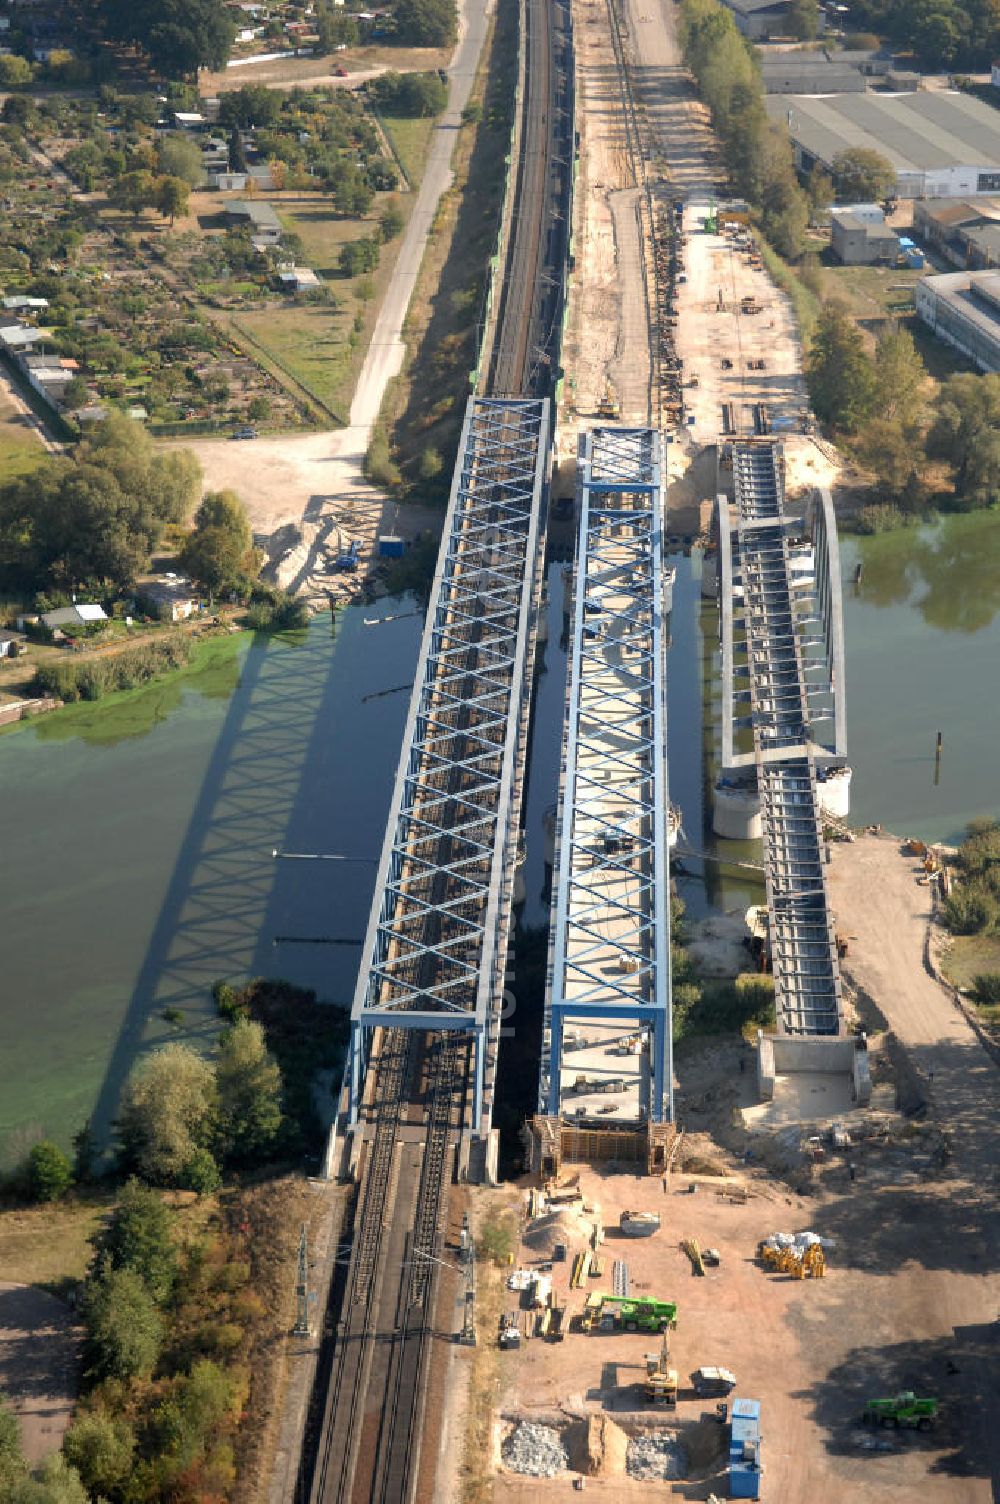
[[845, 0, 1000, 69], [679, 0, 902, 255], [806, 304, 1000, 512], [679, 0, 811, 257], [0, 415, 201, 597]]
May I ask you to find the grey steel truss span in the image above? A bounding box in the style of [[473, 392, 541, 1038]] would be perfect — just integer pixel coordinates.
[[347, 396, 550, 1129], [540, 426, 673, 1124], [719, 440, 844, 1037]]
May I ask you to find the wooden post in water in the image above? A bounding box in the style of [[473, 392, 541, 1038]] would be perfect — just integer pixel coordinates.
[[934, 730, 943, 786]]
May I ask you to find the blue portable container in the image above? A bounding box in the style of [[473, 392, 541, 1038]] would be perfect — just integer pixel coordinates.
[[730, 1398, 762, 1499]]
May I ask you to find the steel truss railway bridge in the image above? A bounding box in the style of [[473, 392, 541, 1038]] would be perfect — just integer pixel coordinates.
[[539, 426, 674, 1132]]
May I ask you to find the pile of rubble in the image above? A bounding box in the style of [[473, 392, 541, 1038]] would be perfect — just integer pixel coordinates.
[[502, 1422, 569, 1477], [626, 1433, 687, 1481]]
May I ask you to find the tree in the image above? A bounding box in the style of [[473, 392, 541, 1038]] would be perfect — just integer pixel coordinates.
[[218, 85, 281, 130], [927, 372, 1000, 508], [786, 0, 820, 38], [338, 236, 380, 277], [806, 302, 877, 432], [117, 1043, 218, 1185], [0, 1395, 26, 1492], [82, 1267, 163, 1383], [179, 1146, 221, 1194], [63, 1413, 136, 1500], [156, 173, 190, 224], [192, 488, 252, 552], [7, 1453, 90, 1503], [98, 0, 236, 77], [216, 1018, 283, 1164], [0, 55, 34, 87], [378, 202, 405, 242], [856, 417, 926, 509], [873, 326, 926, 426], [181, 526, 245, 599], [831, 147, 896, 204], [26, 1142, 73, 1203], [158, 132, 205, 187], [108, 169, 157, 218], [0, 462, 158, 594], [371, 71, 448, 118], [316, 3, 359, 52], [92, 1178, 177, 1302], [807, 165, 835, 215], [61, 377, 90, 410], [391, 0, 457, 44]]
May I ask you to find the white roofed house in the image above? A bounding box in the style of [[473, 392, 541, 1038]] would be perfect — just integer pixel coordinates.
[[40, 604, 109, 639]]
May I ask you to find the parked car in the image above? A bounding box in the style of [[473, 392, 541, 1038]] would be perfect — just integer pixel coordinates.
[[232, 426, 258, 439]]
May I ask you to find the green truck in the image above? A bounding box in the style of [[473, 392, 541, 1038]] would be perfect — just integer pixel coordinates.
[[862, 1392, 938, 1430], [583, 1296, 677, 1334]]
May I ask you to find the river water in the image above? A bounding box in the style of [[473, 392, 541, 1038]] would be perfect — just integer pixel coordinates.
[[839, 510, 1000, 845], [0, 606, 421, 1166], [2, 510, 995, 1163]]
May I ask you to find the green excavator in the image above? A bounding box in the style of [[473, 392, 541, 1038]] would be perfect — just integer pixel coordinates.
[[862, 1392, 938, 1430]]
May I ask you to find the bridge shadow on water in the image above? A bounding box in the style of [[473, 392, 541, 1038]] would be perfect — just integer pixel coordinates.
[[88, 605, 422, 1147]]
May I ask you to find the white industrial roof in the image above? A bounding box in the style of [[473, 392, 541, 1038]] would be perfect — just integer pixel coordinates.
[[769, 91, 1000, 173]]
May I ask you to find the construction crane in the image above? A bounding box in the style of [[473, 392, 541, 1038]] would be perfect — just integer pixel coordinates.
[[644, 1328, 678, 1406]]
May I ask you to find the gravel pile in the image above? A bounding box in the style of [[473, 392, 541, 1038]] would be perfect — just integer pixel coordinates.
[[502, 1422, 569, 1477], [626, 1433, 687, 1480]]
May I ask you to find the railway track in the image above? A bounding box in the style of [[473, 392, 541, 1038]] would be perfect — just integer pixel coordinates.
[[302, 0, 567, 1494], [604, 0, 662, 423], [487, 0, 563, 397]]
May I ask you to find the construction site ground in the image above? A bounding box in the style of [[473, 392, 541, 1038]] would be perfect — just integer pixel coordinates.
[[560, 0, 842, 533], [475, 1099, 995, 1502]]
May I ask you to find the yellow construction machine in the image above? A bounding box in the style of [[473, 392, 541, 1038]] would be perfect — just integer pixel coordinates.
[[597, 384, 620, 421], [644, 1330, 678, 1406], [759, 1241, 825, 1278]]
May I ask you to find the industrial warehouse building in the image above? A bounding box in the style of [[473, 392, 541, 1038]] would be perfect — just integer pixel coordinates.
[[829, 204, 899, 264], [913, 199, 1000, 269], [915, 272, 1000, 372], [768, 91, 1000, 198], [722, 0, 823, 40]]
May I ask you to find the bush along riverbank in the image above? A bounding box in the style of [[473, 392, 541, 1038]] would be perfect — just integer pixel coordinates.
[[31, 634, 194, 703]]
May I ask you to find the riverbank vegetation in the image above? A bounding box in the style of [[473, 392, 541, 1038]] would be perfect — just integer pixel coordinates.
[[0, 415, 201, 598], [807, 311, 1000, 521], [0, 975, 349, 1499], [32, 635, 193, 704], [941, 819, 1000, 1025]]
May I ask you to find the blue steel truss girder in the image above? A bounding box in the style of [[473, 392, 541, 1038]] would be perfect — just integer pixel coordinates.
[[349, 397, 550, 1126], [725, 442, 845, 1040], [542, 426, 673, 1126]]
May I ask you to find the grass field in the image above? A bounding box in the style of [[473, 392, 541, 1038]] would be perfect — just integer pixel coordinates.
[[232, 188, 426, 423], [0, 394, 49, 484], [942, 933, 1000, 1029], [0, 1196, 109, 1287], [380, 115, 436, 187]]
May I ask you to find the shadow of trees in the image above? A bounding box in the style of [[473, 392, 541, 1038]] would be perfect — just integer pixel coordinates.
[[794, 1322, 997, 1483]]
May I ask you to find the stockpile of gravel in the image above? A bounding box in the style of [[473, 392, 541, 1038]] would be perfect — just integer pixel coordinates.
[[626, 1433, 687, 1480], [502, 1422, 569, 1477]]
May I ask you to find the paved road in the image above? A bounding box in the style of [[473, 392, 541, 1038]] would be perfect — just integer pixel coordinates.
[[348, 0, 491, 430]]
